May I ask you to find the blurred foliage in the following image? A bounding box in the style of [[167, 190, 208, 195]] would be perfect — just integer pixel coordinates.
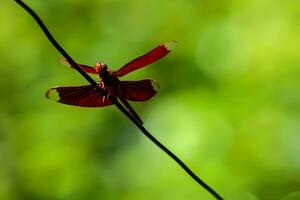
[[1, 0, 300, 199]]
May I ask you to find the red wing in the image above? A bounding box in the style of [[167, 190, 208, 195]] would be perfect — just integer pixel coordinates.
[[116, 41, 176, 77], [45, 85, 112, 107], [119, 79, 159, 101], [59, 57, 98, 74]]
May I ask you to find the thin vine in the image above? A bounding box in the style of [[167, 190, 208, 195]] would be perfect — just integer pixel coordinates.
[[14, 1, 223, 199]]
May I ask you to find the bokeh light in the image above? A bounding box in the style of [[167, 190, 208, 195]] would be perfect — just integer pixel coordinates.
[[1, 0, 300, 199]]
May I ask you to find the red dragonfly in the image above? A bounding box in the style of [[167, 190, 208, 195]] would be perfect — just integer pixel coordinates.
[[46, 41, 176, 124]]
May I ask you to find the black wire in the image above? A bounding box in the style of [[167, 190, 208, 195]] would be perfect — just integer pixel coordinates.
[[14, 1, 223, 199]]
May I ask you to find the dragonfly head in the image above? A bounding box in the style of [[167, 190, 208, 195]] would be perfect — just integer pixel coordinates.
[[95, 61, 108, 77]]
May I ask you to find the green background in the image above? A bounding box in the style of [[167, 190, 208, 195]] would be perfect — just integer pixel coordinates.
[[1, 0, 300, 199]]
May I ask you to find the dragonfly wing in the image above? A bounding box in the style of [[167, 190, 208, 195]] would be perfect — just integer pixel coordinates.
[[116, 41, 176, 77], [46, 85, 112, 107], [59, 57, 98, 74], [119, 79, 159, 101]]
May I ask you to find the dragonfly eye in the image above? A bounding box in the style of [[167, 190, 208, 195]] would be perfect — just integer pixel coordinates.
[[95, 61, 107, 73]]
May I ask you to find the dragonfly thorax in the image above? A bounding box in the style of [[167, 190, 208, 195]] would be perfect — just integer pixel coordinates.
[[96, 62, 120, 88]]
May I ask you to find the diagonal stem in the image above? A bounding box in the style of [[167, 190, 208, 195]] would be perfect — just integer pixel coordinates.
[[14, 1, 223, 199]]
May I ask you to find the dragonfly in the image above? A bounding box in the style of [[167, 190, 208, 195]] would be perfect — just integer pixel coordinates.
[[46, 41, 176, 124]]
